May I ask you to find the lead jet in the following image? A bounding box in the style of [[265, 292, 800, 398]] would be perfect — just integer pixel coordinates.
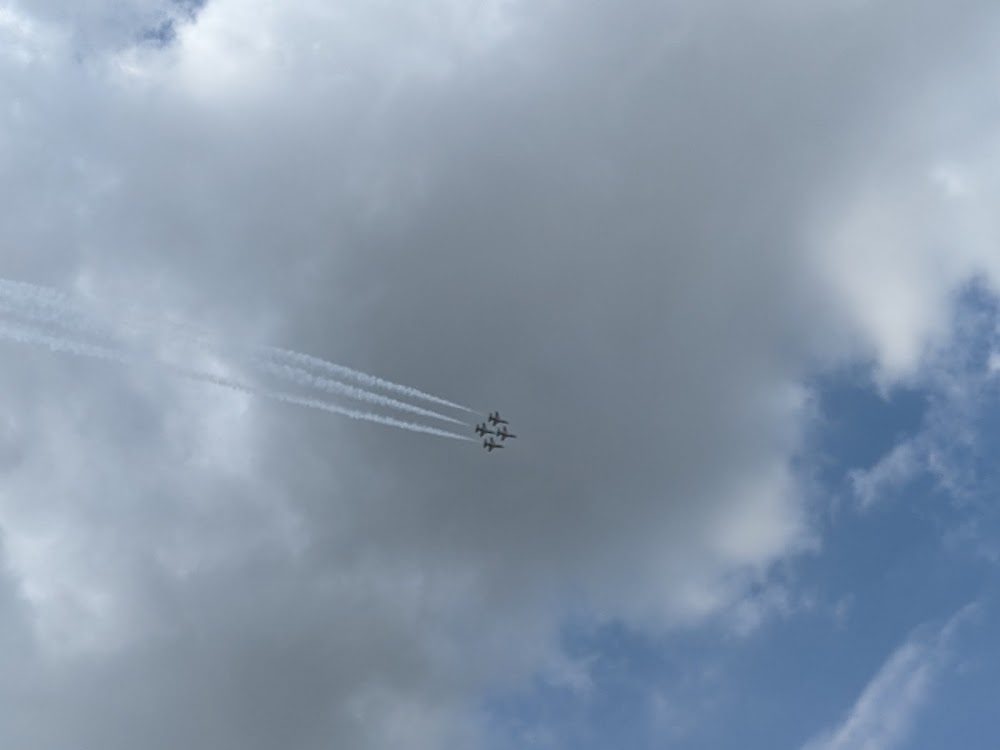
[[483, 437, 503, 452], [487, 411, 509, 426], [495, 425, 517, 441], [475, 423, 496, 437]]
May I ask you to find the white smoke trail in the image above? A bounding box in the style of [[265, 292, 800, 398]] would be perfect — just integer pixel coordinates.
[[0, 278, 70, 308], [252, 359, 468, 425], [260, 347, 476, 413], [0, 281, 473, 423], [0, 288, 97, 337], [0, 291, 468, 426], [0, 277, 477, 415], [0, 321, 475, 441]]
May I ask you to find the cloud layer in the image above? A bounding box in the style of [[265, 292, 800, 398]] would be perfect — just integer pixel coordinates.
[[2, 0, 1000, 747]]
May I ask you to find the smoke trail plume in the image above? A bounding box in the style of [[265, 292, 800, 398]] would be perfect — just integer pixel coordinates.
[[0, 277, 477, 415], [260, 347, 476, 413], [253, 360, 468, 425], [0, 288, 467, 426], [0, 321, 475, 441]]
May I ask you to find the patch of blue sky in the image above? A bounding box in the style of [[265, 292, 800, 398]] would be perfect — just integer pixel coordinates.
[[137, 1, 207, 48], [802, 365, 927, 491], [483, 283, 1000, 748], [481, 622, 732, 750], [866, 281, 1000, 558], [140, 19, 177, 47], [173, 0, 207, 14], [483, 593, 992, 748]]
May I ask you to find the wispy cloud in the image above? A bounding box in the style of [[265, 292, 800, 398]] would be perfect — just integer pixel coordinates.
[[849, 440, 921, 510], [848, 289, 1000, 512], [801, 603, 979, 750]]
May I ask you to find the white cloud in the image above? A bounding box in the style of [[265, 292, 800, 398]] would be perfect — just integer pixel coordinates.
[[0, 5, 63, 64], [987, 350, 1000, 375]]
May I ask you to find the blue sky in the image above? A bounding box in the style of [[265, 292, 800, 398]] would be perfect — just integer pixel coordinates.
[[2, 1, 1000, 749]]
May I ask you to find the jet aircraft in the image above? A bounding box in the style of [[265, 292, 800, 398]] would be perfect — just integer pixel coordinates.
[[483, 437, 503, 452], [495, 425, 517, 441], [487, 411, 509, 426], [475, 423, 496, 437]]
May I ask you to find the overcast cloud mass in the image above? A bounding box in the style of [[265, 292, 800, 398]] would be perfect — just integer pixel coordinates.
[[2, 0, 1000, 748]]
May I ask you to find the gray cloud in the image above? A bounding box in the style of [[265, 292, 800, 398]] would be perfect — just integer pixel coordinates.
[[2, 0, 1000, 747]]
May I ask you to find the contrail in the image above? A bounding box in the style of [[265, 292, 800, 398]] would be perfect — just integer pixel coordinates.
[[0, 292, 467, 426], [0, 321, 475, 441], [0, 289, 98, 337], [0, 277, 477, 415], [259, 347, 476, 413], [0, 278, 71, 308], [252, 359, 468, 425]]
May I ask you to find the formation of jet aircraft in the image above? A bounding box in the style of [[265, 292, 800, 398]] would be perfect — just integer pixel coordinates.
[[478, 411, 515, 452]]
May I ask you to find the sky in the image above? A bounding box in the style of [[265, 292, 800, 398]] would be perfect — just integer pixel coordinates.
[[1, 0, 1000, 748]]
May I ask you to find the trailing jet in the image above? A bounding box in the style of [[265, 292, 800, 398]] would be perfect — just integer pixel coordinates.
[[475, 423, 496, 437], [495, 425, 517, 441], [487, 411, 509, 426], [483, 437, 503, 452]]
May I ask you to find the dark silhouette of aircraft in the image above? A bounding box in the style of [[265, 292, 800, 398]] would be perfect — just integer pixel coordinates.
[[495, 425, 517, 441], [487, 411, 509, 426], [483, 437, 503, 452], [475, 423, 496, 437]]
